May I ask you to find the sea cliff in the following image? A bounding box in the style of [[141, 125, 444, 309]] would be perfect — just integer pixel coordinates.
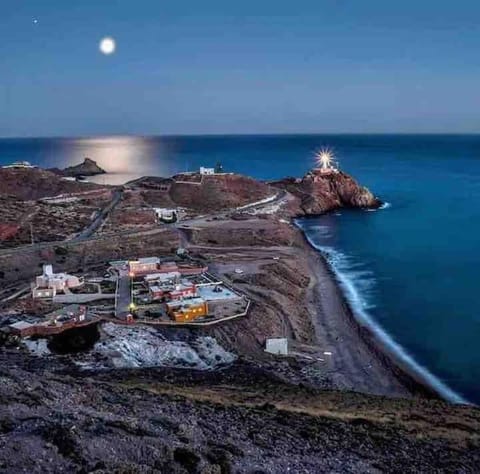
[[271, 168, 381, 215]]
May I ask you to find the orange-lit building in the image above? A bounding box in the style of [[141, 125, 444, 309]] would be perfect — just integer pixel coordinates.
[[166, 298, 208, 322], [128, 257, 160, 276]]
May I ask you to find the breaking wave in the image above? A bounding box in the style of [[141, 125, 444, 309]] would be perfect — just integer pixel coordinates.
[[298, 221, 468, 405]]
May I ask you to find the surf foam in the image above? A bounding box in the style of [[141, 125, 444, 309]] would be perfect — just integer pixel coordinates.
[[297, 220, 468, 405]]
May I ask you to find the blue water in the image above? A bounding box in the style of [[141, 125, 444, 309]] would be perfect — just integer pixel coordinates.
[[1, 134, 480, 403]]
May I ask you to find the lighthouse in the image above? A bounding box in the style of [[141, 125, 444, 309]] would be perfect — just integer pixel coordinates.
[[314, 148, 338, 175]]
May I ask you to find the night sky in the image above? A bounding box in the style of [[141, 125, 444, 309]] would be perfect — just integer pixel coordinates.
[[1, 1, 479, 137]]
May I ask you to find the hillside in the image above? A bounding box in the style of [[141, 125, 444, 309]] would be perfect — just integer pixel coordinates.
[[0, 168, 102, 200], [0, 356, 478, 473], [131, 172, 274, 212]]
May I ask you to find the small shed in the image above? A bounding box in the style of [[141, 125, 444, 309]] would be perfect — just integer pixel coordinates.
[[265, 338, 288, 356]]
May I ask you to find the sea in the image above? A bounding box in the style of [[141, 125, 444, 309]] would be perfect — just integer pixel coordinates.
[[1, 134, 479, 404]]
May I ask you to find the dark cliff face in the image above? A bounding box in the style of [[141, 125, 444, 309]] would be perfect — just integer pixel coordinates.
[[272, 169, 381, 215]]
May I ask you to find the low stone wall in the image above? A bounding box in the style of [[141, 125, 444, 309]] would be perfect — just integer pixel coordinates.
[[53, 293, 115, 304]]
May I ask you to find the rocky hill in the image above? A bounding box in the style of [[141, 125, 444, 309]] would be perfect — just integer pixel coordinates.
[[131, 173, 274, 212], [50, 158, 106, 178], [272, 169, 381, 215], [0, 167, 102, 200], [0, 356, 478, 473]]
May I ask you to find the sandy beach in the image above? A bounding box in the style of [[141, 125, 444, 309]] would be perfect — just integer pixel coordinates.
[[304, 241, 441, 399]]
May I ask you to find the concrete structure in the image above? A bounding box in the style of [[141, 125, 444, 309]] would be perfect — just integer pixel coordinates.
[[2, 161, 36, 169], [130, 258, 207, 278], [154, 208, 177, 223], [166, 297, 208, 322], [8, 305, 90, 338], [9, 321, 37, 337], [33, 264, 83, 299], [197, 284, 240, 302], [128, 257, 161, 276], [32, 287, 56, 299], [144, 271, 181, 284], [265, 338, 288, 355], [168, 282, 197, 301], [149, 279, 197, 301], [176, 262, 208, 275], [200, 166, 215, 175]]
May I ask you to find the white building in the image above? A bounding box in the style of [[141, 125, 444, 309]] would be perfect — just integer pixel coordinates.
[[154, 208, 177, 223], [144, 271, 181, 284], [200, 167, 215, 175], [265, 338, 288, 355], [33, 264, 83, 299], [2, 161, 36, 169]]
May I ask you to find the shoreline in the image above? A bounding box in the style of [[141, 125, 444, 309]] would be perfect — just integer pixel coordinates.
[[297, 222, 468, 404]]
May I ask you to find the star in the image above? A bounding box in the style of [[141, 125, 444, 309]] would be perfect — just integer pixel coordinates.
[[33, 19, 38, 24]]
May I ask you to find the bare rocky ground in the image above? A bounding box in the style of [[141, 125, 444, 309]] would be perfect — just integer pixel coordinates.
[[0, 193, 113, 249], [0, 353, 479, 473]]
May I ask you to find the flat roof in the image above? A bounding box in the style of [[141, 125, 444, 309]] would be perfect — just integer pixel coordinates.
[[145, 271, 180, 281], [197, 285, 240, 301], [134, 257, 160, 264], [10, 321, 35, 329], [167, 297, 205, 308]]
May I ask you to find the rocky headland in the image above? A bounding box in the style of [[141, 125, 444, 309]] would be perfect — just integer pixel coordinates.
[[271, 168, 381, 215], [50, 157, 106, 178]]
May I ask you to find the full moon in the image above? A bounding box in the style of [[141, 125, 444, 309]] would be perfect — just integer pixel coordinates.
[[99, 37, 116, 55]]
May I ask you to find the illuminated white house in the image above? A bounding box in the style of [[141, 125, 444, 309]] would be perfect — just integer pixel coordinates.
[[200, 166, 215, 175], [154, 208, 177, 223], [32, 265, 83, 299], [128, 257, 161, 276]]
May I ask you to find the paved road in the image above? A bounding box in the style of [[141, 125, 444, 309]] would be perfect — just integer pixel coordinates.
[[71, 189, 123, 242], [115, 273, 132, 320], [0, 189, 289, 258]]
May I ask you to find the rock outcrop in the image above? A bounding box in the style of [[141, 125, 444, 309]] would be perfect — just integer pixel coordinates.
[[272, 169, 381, 215], [57, 158, 106, 177]]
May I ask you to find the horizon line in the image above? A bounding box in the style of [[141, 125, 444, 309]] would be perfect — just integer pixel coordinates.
[[1, 131, 480, 141]]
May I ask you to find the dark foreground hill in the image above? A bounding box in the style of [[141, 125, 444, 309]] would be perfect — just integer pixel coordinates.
[[0, 355, 478, 473]]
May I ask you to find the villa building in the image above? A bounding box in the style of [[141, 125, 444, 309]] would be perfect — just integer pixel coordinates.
[[144, 271, 181, 284], [154, 208, 177, 223], [200, 166, 215, 175], [32, 265, 83, 299], [128, 257, 161, 276], [148, 277, 197, 302], [166, 297, 208, 322]]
